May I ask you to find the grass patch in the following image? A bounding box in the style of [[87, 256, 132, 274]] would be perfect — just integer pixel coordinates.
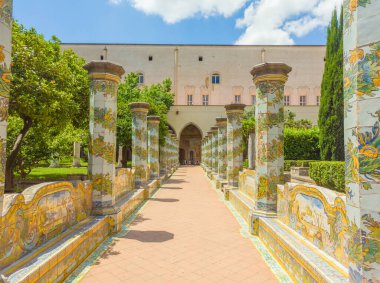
[[23, 167, 87, 180]]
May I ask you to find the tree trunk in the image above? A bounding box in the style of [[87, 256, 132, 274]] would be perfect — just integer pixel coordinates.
[[5, 117, 32, 192]]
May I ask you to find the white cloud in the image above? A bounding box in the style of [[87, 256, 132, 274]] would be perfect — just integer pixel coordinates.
[[108, 0, 123, 4], [235, 0, 343, 45], [128, 0, 248, 24]]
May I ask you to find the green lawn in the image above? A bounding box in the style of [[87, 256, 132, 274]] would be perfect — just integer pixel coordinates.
[[24, 167, 87, 180]]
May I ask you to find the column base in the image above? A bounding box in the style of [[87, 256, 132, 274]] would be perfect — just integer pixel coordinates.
[[222, 185, 238, 200], [248, 210, 277, 236]]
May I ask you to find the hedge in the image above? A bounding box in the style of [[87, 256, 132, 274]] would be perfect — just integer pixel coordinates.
[[284, 128, 320, 160], [284, 160, 318, 171], [309, 161, 345, 193]]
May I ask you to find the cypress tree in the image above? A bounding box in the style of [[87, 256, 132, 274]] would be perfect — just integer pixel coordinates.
[[318, 8, 344, 161]]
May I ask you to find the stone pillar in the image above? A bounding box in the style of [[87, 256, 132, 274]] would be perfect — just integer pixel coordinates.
[[251, 63, 291, 214], [211, 127, 219, 174], [117, 146, 123, 168], [216, 118, 227, 180], [147, 116, 160, 180], [0, 0, 12, 212], [85, 61, 125, 215], [129, 102, 150, 189], [248, 130, 255, 169], [343, 2, 380, 282], [207, 131, 213, 173], [225, 104, 245, 188], [160, 139, 167, 177], [72, 142, 81, 167], [172, 133, 178, 170]]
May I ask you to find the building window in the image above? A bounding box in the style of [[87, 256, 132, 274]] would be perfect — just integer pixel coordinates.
[[187, 95, 193, 105], [234, 95, 241, 104], [149, 55, 153, 61], [199, 56, 203, 62], [284, 96, 290, 106], [202, 95, 209, 106], [316, 96, 320, 106], [212, 74, 220, 84], [300, 96, 307, 106], [251, 95, 256, 105], [137, 73, 144, 84]]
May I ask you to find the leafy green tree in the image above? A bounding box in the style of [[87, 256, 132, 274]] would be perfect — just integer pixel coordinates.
[[284, 110, 313, 129], [117, 72, 174, 163], [5, 23, 89, 191], [318, 8, 344, 161]]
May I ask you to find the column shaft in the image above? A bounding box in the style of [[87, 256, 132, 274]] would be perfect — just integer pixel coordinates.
[[251, 63, 291, 214], [343, 2, 380, 281], [147, 116, 160, 180], [211, 127, 219, 173], [85, 61, 125, 214], [129, 102, 150, 189], [225, 104, 245, 187], [216, 118, 227, 180], [0, 0, 12, 210]]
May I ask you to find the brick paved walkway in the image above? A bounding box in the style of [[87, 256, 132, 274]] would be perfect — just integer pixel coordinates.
[[80, 166, 279, 283]]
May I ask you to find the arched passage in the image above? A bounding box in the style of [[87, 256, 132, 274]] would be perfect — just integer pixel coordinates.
[[179, 124, 202, 165]]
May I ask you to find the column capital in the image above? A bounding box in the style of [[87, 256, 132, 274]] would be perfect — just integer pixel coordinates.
[[147, 116, 161, 124], [216, 117, 227, 127], [250, 62, 291, 84], [129, 102, 150, 113], [225, 104, 245, 114], [84, 60, 125, 83], [210, 126, 218, 133]]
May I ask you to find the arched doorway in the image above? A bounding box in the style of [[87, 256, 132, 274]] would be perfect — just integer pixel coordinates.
[[179, 124, 202, 165]]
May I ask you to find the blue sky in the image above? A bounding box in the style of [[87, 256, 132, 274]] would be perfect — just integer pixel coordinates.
[[13, 0, 342, 45]]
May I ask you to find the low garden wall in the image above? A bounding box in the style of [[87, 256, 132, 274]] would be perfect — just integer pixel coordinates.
[[0, 181, 92, 269], [277, 183, 348, 267], [114, 168, 135, 200]]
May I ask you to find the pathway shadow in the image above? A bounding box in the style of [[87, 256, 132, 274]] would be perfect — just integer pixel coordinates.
[[149, 198, 179, 203], [165, 179, 187, 184], [130, 214, 151, 226], [162, 186, 183, 190], [121, 230, 174, 243], [93, 242, 121, 265]]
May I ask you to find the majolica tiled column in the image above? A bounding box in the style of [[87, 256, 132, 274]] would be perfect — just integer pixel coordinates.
[[159, 141, 167, 177], [211, 127, 219, 174], [0, 0, 12, 211], [225, 104, 245, 188], [251, 63, 291, 214], [216, 118, 227, 180], [207, 131, 213, 174], [85, 61, 125, 215], [147, 116, 160, 180], [129, 102, 150, 189], [172, 133, 177, 169], [248, 129, 255, 169], [344, 2, 380, 281]]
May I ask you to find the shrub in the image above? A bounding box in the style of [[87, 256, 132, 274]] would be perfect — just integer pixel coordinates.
[[284, 128, 320, 160], [284, 160, 319, 171], [309, 161, 345, 193]]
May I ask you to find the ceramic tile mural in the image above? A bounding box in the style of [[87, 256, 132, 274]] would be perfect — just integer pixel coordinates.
[[343, 0, 380, 281], [216, 118, 227, 180], [0, 181, 92, 269], [129, 102, 150, 188], [114, 168, 135, 200], [251, 64, 291, 214], [147, 116, 160, 180], [225, 104, 245, 187], [0, 0, 12, 213], [238, 169, 257, 201], [277, 183, 349, 267]]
